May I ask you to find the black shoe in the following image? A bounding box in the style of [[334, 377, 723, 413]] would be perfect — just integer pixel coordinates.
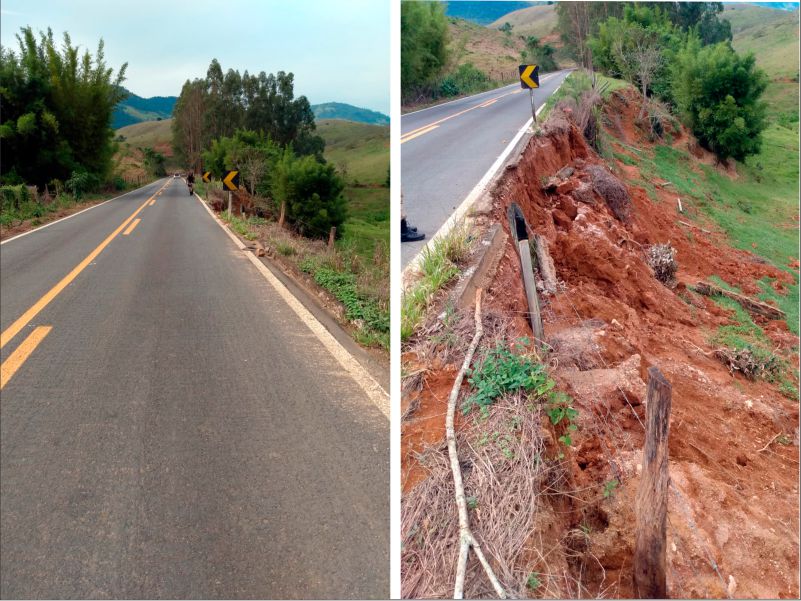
[[402, 229, 426, 242]]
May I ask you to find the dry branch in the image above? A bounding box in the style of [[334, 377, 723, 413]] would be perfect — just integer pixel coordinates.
[[446, 289, 507, 599], [695, 281, 785, 320]]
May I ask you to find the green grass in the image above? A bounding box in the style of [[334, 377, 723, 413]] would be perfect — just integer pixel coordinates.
[[317, 120, 389, 186], [115, 119, 173, 150], [338, 186, 389, 259], [634, 123, 799, 336], [725, 4, 800, 82], [401, 225, 471, 341]]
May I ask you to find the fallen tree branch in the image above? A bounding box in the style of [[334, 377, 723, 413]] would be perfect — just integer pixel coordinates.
[[695, 281, 786, 321], [678, 220, 711, 234], [446, 289, 507, 599], [757, 432, 782, 453]]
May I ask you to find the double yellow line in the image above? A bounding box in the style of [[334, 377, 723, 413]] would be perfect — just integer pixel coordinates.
[[0, 181, 169, 390]]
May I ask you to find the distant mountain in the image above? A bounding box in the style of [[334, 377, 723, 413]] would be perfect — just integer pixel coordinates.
[[113, 89, 177, 129], [444, 1, 538, 25], [311, 103, 389, 126]]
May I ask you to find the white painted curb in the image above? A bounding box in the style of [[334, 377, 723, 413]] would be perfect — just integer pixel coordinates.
[[193, 192, 391, 420], [402, 74, 568, 284]]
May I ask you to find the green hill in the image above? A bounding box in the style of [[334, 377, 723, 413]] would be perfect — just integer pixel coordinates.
[[488, 3, 558, 38], [724, 3, 800, 122], [113, 89, 176, 129], [316, 119, 389, 185], [311, 103, 389, 126], [316, 119, 389, 257]]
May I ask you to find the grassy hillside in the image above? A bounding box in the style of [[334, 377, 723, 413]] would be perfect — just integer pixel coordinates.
[[725, 3, 800, 124], [448, 17, 527, 77], [113, 89, 176, 129], [316, 119, 389, 258], [312, 103, 389, 126], [114, 118, 177, 180], [116, 119, 173, 150], [444, 1, 536, 24], [489, 3, 558, 39], [317, 119, 389, 185]]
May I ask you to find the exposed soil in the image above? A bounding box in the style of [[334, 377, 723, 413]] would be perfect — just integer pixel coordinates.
[[402, 90, 799, 598]]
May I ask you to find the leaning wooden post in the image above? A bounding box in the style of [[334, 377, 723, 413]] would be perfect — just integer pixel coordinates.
[[328, 226, 336, 250], [508, 203, 545, 347], [634, 367, 672, 598]]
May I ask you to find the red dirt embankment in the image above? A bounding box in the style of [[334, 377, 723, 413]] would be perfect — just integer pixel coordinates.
[[402, 89, 798, 598], [483, 96, 799, 598]]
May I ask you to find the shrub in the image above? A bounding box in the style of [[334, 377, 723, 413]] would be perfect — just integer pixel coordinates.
[[671, 38, 768, 162], [65, 170, 99, 198], [272, 150, 348, 239], [0, 184, 31, 211], [646, 243, 678, 286], [439, 63, 490, 98]]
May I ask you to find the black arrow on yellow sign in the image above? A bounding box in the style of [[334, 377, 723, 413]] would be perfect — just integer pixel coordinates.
[[519, 64, 540, 89], [222, 170, 240, 191], [202, 171, 211, 183]]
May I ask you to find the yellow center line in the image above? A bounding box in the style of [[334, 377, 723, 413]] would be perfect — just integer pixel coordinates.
[[400, 124, 440, 144], [1, 326, 52, 389], [149, 197, 156, 206], [0, 182, 168, 349], [400, 72, 558, 142], [122, 218, 141, 236]]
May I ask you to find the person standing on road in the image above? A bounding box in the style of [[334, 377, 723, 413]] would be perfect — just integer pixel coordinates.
[[187, 171, 195, 196]]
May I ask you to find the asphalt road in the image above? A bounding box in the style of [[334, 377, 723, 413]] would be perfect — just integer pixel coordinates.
[[401, 69, 572, 267], [0, 178, 389, 599]]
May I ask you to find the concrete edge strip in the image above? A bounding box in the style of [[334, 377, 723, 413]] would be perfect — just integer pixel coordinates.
[[403, 75, 567, 285], [193, 192, 391, 420], [0, 179, 164, 246]]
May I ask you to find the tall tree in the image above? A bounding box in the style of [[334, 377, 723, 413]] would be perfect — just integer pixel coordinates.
[[401, 1, 449, 99], [0, 27, 127, 187]]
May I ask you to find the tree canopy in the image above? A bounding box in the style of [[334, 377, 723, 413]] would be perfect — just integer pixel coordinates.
[[0, 27, 127, 187], [401, 1, 449, 100]]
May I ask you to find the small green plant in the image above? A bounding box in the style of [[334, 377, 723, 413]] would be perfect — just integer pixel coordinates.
[[275, 241, 297, 256], [603, 479, 619, 499], [463, 342, 546, 413], [526, 572, 542, 591], [466, 496, 478, 510]]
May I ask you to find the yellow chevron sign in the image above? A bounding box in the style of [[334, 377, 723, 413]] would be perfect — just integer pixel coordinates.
[[519, 64, 539, 89], [202, 171, 211, 183], [222, 170, 240, 191]]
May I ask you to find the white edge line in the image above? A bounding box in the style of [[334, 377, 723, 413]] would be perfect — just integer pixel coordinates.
[[0, 178, 165, 246], [402, 74, 568, 284], [192, 192, 390, 420]]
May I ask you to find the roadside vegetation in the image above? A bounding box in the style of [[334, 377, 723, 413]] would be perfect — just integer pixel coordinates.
[[401, 224, 471, 341], [401, 2, 563, 108], [173, 59, 389, 350]]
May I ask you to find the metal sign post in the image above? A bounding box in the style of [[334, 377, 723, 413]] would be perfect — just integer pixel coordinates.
[[529, 88, 537, 124]]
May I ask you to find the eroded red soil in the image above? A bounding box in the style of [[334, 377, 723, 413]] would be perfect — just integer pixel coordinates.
[[402, 90, 799, 598]]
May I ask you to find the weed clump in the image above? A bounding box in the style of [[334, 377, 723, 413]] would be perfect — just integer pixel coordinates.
[[714, 345, 783, 381], [646, 243, 678, 287], [585, 164, 631, 222]]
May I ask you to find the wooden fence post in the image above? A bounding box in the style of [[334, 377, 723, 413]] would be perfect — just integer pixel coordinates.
[[634, 367, 672, 599], [328, 226, 336, 250]]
